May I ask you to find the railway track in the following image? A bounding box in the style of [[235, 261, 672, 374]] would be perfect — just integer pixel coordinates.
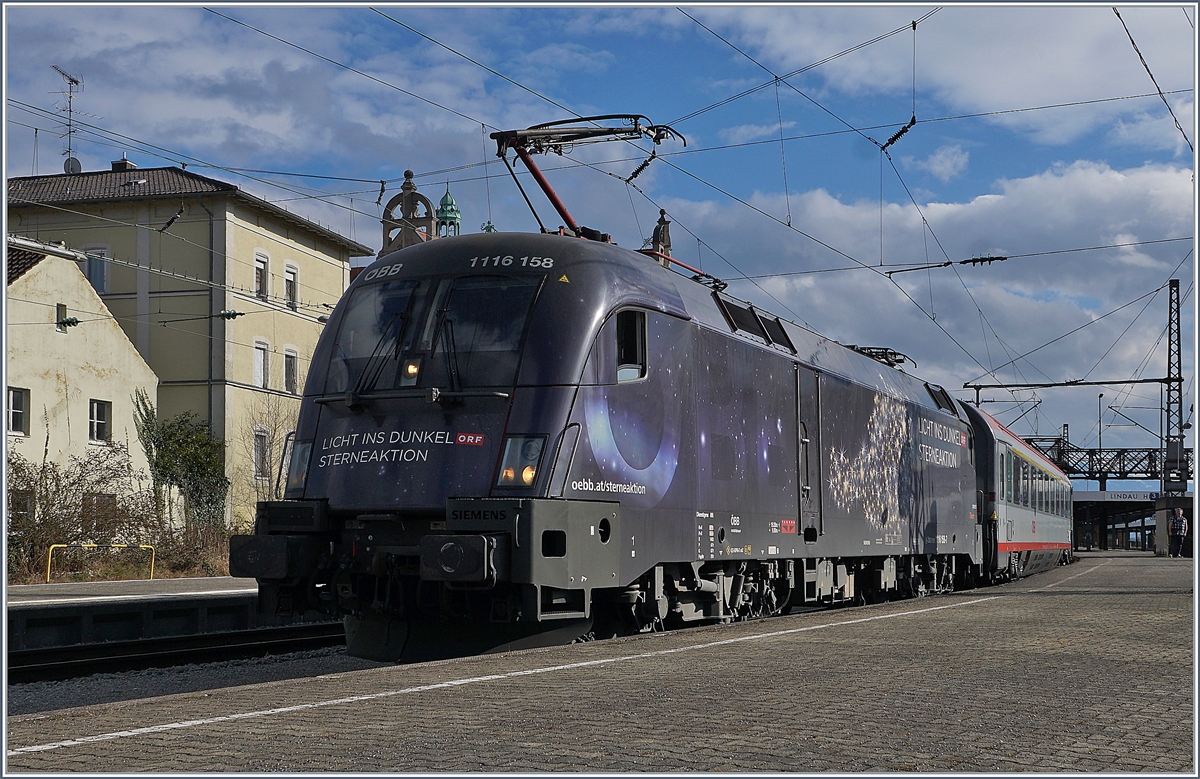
[[7, 621, 346, 684]]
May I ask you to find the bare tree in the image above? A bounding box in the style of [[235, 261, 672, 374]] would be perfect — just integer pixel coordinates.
[[230, 391, 301, 530]]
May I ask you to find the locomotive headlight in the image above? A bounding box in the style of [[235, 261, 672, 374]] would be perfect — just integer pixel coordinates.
[[496, 435, 546, 488], [400, 358, 421, 387]]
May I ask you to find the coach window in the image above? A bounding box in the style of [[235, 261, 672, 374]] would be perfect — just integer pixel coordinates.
[[616, 310, 647, 383], [1005, 450, 1014, 503]]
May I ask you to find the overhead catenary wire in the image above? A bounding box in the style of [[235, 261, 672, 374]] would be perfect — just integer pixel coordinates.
[[8, 99, 427, 241], [10, 86, 1186, 218], [7, 225, 334, 317], [1112, 6, 1193, 153], [203, 8, 495, 130], [668, 9, 939, 126], [963, 276, 1188, 387], [10, 197, 347, 307], [11, 9, 1187, 434], [7, 295, 318, 371], [701, 237, 1195, 280], [679, 7, 882, 149], [673, 7, 1034, 385]]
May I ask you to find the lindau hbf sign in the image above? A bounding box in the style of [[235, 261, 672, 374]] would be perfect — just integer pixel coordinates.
[[1073, 491, 1193, 502]]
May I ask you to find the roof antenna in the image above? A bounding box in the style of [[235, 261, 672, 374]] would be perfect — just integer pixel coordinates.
[[52, 65, 85, 174]]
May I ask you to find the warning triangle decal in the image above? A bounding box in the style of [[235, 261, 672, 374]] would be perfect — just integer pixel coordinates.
[[558, 274, 570, 283]]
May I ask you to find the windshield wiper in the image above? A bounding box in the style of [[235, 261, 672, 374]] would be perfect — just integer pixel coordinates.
[[430, 307, 461, 394], [347, 311, 407, 406]]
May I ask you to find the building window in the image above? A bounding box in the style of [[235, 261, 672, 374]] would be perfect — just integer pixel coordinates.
[[56, 303, 68, 333], [81, 247, 109, 294], [255, 254, 269, 300], [9, 490, 34, 526], [81, 493, 117, 538], [8, 387, 30, 435], [89, 399, 112, 442], [253, 428, 271, 480], [254, 341, 270, 389], [285, 266, 298, 311], [285, 350, 299, 394]]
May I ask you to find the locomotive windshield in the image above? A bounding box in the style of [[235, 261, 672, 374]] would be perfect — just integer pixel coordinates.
[[325, 273, 543, 394]]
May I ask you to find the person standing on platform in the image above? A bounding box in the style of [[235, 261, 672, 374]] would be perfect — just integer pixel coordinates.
[[1167, 508, 1188, 558]]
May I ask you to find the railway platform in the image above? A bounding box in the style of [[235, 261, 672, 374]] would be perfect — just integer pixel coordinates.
[[5, 551, 1194, 772], [6, 576, 323, 652]]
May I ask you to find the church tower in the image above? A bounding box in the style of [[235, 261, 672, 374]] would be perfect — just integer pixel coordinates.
[[436, 183, 462, 238]]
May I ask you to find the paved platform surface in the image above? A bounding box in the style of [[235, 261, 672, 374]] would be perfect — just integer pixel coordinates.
[[5, 552, 1193, 772], [7, 576, 256, 607]]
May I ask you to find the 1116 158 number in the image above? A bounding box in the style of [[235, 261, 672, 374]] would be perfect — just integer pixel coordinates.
[[468, 255, 554, 269]]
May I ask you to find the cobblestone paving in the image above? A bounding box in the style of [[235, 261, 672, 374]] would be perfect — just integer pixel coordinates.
[[6, 552, 1192, 772]]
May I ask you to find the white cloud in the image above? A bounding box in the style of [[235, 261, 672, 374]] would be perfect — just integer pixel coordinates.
[[718, 121, 796, 145], [4, 5, 1191, 450], [1109, 98, 1195, 158], [903, 144, 969, 182], [695, 6, 1194, 147], [594, 158, 1192, 443]]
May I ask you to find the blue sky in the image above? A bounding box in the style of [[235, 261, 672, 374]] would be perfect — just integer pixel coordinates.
[[4, 3, 1195, 487]]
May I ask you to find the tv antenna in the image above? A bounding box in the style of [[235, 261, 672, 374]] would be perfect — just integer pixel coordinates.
[[51, 65, 95, 174]]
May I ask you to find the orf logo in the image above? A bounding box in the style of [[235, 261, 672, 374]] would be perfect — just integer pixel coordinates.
[[456, 433, 485, 446]]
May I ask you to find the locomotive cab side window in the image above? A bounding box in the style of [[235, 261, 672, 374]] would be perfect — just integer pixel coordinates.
[[616, 310, 647, 383]]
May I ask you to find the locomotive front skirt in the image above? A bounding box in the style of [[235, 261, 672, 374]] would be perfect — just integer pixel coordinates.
[[229, 232, 1072, 661]]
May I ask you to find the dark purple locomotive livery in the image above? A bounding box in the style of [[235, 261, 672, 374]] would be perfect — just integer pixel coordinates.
[[230, 230, 1066, 662]]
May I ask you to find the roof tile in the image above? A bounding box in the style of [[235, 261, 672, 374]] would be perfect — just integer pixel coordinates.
[[9, 167, 373, 256], [8, 167, 235, 204], [7, 247, 46, 286]]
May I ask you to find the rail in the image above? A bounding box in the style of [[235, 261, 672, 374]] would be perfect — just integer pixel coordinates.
[[46, 543, 155, 583], [7, 621, 345, 684]]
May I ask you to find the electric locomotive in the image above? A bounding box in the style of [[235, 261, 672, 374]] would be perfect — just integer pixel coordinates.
[[229, 117, 1071, 662]]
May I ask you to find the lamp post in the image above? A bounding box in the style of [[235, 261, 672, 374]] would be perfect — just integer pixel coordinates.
[[1098, 393, 1105, 491]]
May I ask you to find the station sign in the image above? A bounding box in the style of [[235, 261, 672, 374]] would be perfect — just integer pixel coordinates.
[[1073, 491, 1193, 502]]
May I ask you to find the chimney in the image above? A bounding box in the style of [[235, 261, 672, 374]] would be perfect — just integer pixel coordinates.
[[111, 153, 137, 172]]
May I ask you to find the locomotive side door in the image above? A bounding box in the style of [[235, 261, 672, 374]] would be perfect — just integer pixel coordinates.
[[797, 365, 822, 541]]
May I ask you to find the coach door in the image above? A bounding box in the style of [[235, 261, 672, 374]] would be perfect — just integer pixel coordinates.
[[797, 366, 822, 541]]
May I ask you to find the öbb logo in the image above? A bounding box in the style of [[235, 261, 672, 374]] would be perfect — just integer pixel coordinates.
[[456, 433, 485, 446]]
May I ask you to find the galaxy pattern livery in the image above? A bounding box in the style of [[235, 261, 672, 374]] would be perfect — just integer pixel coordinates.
[[230, 232, 1071, 662]]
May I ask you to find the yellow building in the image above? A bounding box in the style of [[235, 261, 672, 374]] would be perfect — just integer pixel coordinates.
[[8, 159, 373, 527]]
